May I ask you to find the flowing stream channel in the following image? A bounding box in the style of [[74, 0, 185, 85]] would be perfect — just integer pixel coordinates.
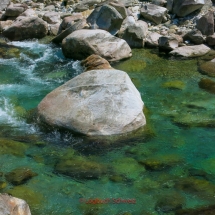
[[1, 39, 215, 215]]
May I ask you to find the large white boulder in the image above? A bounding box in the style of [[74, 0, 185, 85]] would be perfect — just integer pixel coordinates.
[[62, 29, 132, 61], [37, 69, 146, 136]]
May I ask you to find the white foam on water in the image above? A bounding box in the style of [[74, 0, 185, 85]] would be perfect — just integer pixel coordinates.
[[0, 97, 34, 132]]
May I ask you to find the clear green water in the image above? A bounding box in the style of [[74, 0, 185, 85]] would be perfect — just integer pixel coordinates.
[[1, 40, 215, 215]]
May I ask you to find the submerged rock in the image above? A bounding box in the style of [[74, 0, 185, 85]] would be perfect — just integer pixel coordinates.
[[162, 80, 185, 90], [111, 157, 145, 180], [139, 154, 184, 171], [3, 16, 48, 41], [0, 193, 31, 215], [5, 167, 37, 185], [37, 69, 146, 136], [199, 61, 215, 77], [199, 78, 215, 94], [0, 138, 28, 157], [155, 192, 185, 213], [62, 29, 132, 61], [175, 177, 215, 198], [173, 112, 215, 127], [176, 205, 215, 215], [55, 156, 107, 179]]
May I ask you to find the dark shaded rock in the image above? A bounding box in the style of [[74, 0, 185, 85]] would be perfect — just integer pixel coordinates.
[[5, 167, 37, 185], [81, 54, 112, 71], [197, 11, 214, 36], [140, 3, 167, 25], [206, 34, 215, 46], [5, 4, 28, 17], [3, 16, 48, 41], [52, 19, 88, 44], [175, 177, 215, 198], [139, 154, 183, 171], [172, 0, 204, 17], [87, 4, 123, 35], [155, 192, 185, 213], [176, 205, 215, 215], [183, 30, 204, 45], [159, 36, 178, 51], [199, 78, 215, 94]]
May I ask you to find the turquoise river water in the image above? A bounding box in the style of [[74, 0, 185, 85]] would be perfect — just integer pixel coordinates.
[[1, 39, 215, 215]]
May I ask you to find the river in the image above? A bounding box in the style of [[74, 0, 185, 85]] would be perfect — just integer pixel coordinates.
[[1, 39, 215, 214]]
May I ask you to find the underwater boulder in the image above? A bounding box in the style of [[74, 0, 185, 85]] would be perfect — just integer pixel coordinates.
[[55, 156, 107, 179], [199, 61, 215, 77], [5, 167, 37, 185], [37, 69, 146, 136], [199, 78, 215, 94]]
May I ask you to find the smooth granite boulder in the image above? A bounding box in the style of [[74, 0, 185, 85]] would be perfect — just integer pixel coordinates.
[[170, 44, 210, 57], [62, 29, 132, 61], [37, 69, 146, 136]]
